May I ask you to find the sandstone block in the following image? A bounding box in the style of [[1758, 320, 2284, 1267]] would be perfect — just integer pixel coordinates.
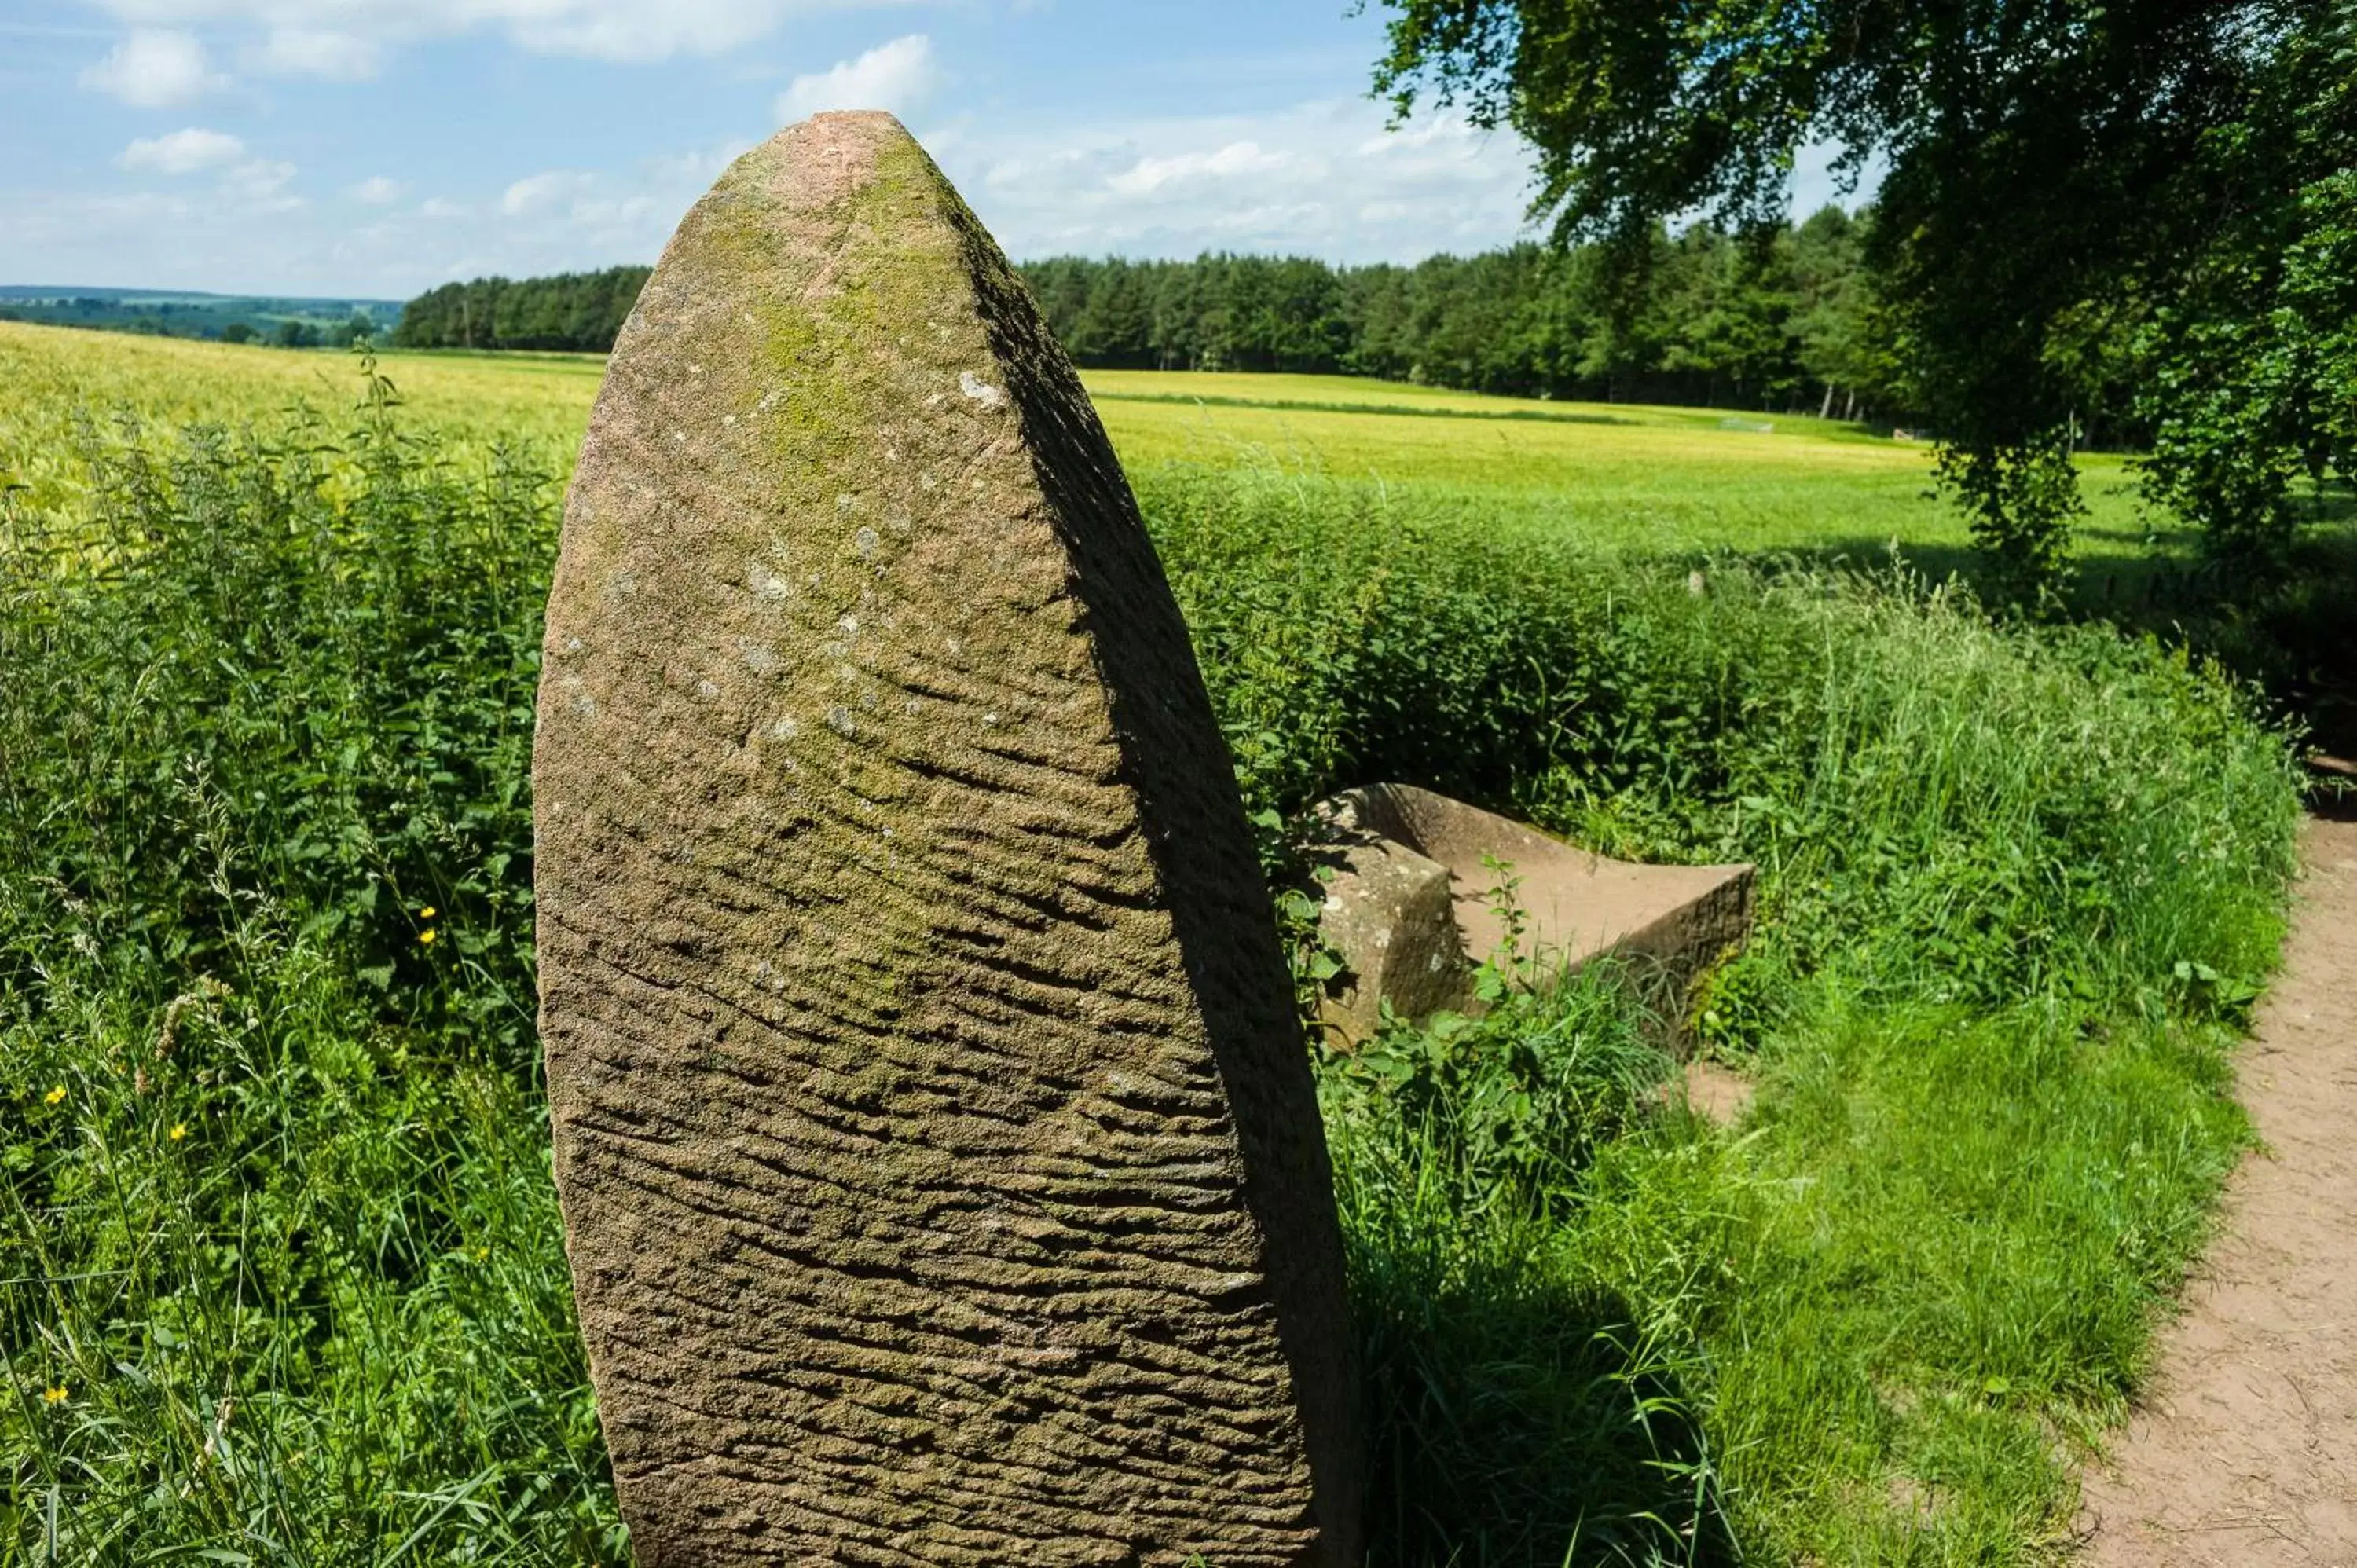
[[1303, 821, 1472, 1047], [1308, 784, 1753, 1044], [534, 112, 1360, 1566]]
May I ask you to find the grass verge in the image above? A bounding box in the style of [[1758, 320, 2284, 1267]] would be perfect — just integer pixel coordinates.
[[0, 407, 2302, 1564]]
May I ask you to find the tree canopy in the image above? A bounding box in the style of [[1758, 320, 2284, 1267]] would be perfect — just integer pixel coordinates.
[[1373, 0, 2356, 582], [397, 224, 1900, 419], [1023, 213, 1890, 414]]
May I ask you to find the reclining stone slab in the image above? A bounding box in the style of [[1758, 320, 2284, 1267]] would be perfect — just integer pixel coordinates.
[[1307, 784, 1754, 1046], [533, 112, 1361, 1566]]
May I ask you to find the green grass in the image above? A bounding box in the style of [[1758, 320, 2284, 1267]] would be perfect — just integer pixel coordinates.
[[0, 321, 2138, 566], [6, 320, 2279, 642], [0, 343, 2308, 1565], [1174, 466, 2295, 1561]]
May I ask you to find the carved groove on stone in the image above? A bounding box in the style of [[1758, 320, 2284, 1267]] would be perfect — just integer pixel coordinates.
[[534, 112, 1362, 1567]]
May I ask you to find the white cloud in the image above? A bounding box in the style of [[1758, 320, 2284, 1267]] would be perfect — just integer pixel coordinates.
[[348, 175, 406, 204], [254, 28, 382, 79], [505, 142, 753, 242], [502, 170, 596, 218], [117, 126, 248, 174], [777, 33, 940, 121], [79, 28, 228, 108], [643, 141, 757, 187], [0, 188, 343, 299], [1106, 140, 1286, 197], [941, 99, 1539, 264], [115, 129, 298, 213], [0, 140, 719, 297], [507, 2, 827, 62], [475, 148, 746, 265], [88, 1, 885, 65], [224, 158, 299, 204]]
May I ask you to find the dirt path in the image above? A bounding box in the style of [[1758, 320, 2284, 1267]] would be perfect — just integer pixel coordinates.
[[2077, 815, 2357, 1566]]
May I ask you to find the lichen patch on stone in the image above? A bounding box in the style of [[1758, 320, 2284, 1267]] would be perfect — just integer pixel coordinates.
[[533, 109, 1362, 1568]]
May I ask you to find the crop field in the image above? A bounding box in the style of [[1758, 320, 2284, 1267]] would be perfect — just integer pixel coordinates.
[[0, 319, 2308, 1566], [0, 326, 602, 509], [1, 322, 2171, 574]]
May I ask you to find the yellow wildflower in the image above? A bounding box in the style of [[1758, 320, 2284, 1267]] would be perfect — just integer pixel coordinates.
[[419, 929, 438, 946], [42, 1387, 67, 1405], [43, 1085, 65, 1106], [169, 1123, 189, 1142], [419, 906, 437, 919]]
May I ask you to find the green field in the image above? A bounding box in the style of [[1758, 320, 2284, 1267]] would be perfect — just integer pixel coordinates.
[[0, 319, 2306, 1566], [1, 321, 2170, 573], [0, 327, 603, 511]]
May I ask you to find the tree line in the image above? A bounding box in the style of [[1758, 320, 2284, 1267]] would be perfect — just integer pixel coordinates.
[[390, 215, 1896, 419], [0, 296, 389, 347], [391, 267, 653, 353], [1025, 208, 1891, 416], [1374, 0, 2356, 590], [218, 316, 376, 348]]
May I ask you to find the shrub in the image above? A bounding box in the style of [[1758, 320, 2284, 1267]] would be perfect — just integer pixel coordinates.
[[0, 415, 2302, 1564], [0, 412, 616, 1560], [1143, 464, 2300, 1019]]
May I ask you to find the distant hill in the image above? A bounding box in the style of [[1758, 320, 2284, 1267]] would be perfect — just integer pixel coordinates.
[[0, 286, 404, 346]]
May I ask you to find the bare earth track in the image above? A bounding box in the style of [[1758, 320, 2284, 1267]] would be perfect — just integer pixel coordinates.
[[2079, 813, 2357, 1566]]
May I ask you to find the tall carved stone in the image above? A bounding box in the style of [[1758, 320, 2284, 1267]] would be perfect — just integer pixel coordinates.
[[533, 112, 1362, 1566]]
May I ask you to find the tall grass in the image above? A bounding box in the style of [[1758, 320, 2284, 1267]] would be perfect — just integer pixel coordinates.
[[0, 405, 2302, 1565], [0, 410, 619, 1560], [1149, 464, 2297, 1563], [1149, 464, 2296, 1017]]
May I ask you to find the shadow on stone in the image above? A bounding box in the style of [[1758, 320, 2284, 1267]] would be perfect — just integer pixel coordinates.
[[534, 111, 1359, 1566]]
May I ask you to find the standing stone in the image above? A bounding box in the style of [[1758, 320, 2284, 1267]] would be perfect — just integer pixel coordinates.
[[533, 112, 1362, 1566]]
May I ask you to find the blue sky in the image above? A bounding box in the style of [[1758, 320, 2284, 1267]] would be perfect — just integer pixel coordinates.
[[0, 1, 1864, 298]]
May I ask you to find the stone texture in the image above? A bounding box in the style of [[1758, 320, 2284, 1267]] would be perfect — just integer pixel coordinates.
[[1307, 784, 1753, 1045], [1302, 827, 1468, 1048], [533, 112, 1361, 1566]]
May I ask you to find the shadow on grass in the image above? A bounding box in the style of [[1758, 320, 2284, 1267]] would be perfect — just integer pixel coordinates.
[[1758, 522, 2357, 757], [1761, 533, 2194, 616], [1352, 1260, 1736, 1567], [2307, 759, 2357, 821]]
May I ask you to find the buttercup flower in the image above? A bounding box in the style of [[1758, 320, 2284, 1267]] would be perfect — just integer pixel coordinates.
[[43, 1085, 65, 1106], [419, 907, 437, 919], [419, 929, 438, 946], [168, 1123, 188, 1142], [43, 1387, 67, 1405]]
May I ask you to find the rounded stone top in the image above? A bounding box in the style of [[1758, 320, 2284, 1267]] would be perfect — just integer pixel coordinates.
[[533, 112, 1364, 1566]]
